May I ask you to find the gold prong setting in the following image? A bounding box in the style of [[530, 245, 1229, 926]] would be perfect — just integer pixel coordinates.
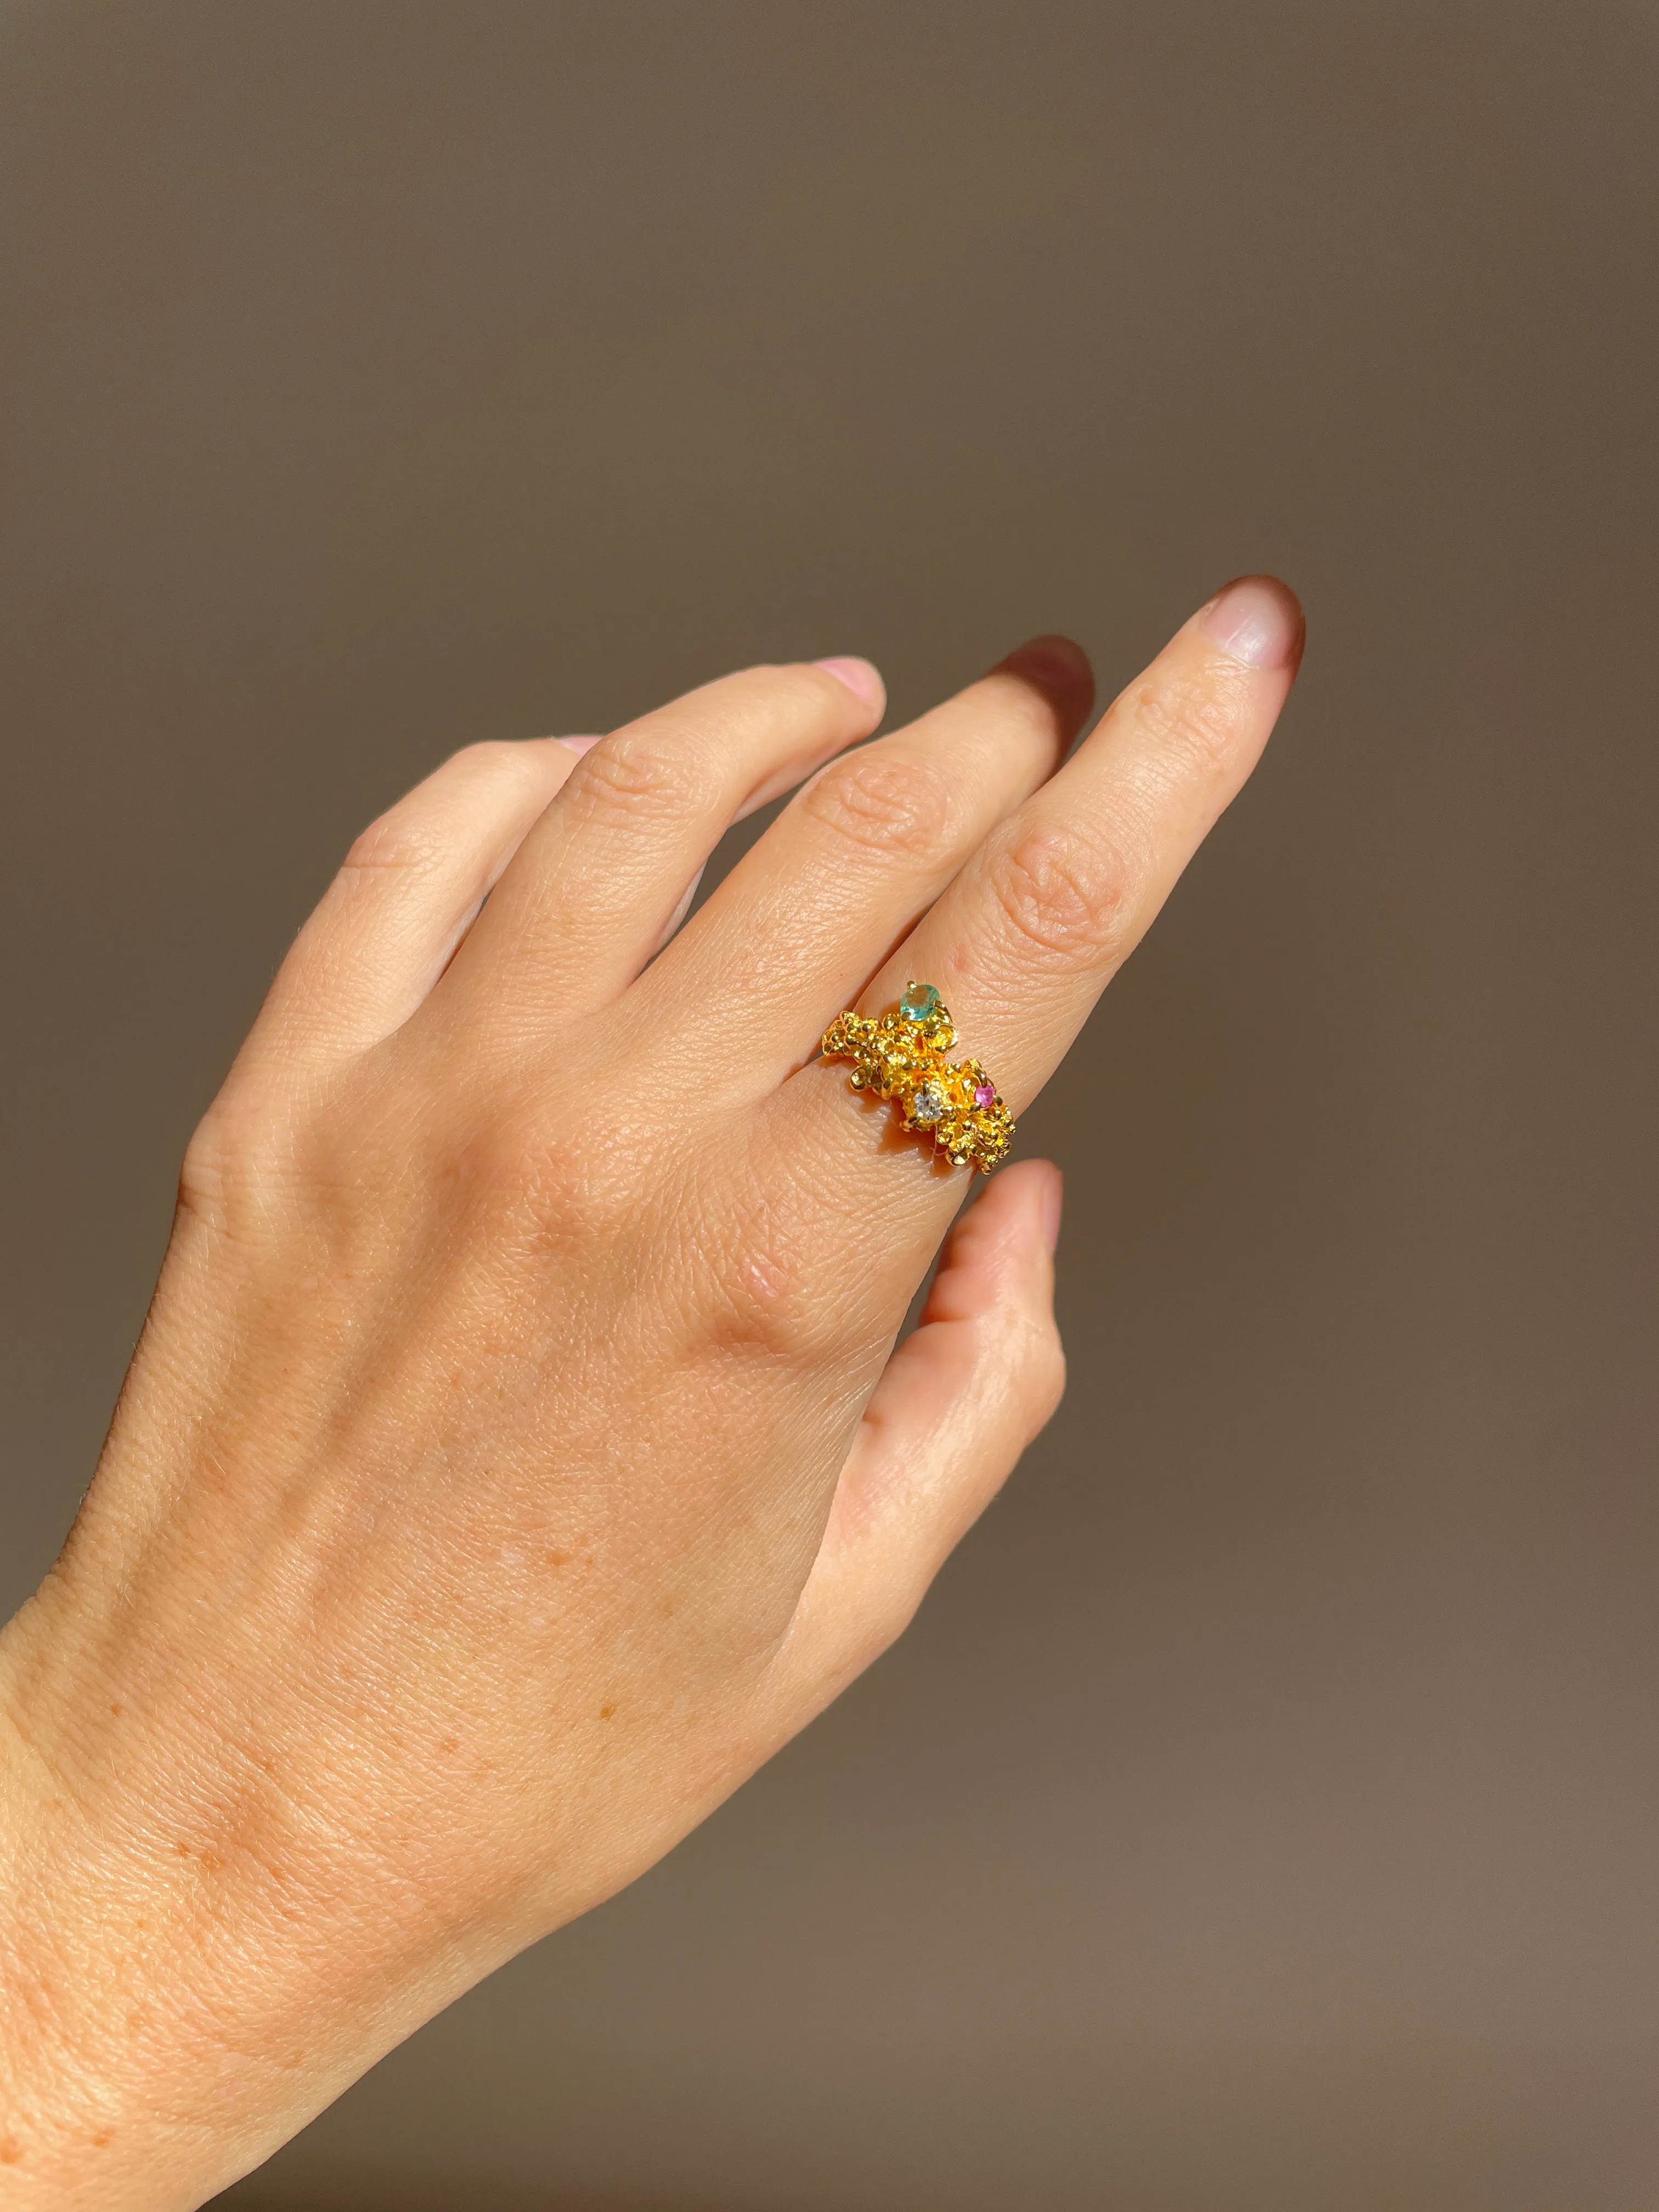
[[821, 982, 1014, 1172]]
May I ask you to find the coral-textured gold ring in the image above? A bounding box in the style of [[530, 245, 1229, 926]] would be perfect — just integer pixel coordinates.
[[820, 981, 1014, 1173]]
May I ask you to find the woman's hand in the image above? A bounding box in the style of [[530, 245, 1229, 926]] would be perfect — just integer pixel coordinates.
[[0, 579, 1301, 2209]]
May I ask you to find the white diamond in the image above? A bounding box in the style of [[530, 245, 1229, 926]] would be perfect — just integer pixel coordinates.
[[910, 1081, 946, 1125]]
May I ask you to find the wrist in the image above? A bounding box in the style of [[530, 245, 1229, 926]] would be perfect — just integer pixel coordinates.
[[0, 1562, 516, 2212], [0, 1609, 133, 2205], [0, 1593, 294, 2211]]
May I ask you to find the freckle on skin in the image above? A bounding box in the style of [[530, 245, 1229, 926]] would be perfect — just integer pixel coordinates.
[[544, 1549, 569, 1568], [600, 1703, 616, 1720], [0, 2136, 21, 2163], [91, 2131, 111, 2149]]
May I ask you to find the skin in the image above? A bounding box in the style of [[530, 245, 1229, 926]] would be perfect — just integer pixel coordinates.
[[0, 577, 1302, 2210]]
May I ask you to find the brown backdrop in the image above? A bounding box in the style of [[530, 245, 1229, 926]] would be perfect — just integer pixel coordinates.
[[3, 3, 1658, 2206]]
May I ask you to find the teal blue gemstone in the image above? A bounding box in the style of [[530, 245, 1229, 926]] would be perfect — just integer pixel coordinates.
[[900, 981, 943, 1023]]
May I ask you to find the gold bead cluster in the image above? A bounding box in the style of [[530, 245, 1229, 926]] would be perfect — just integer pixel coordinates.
[[821, 981, 1014, 1173]]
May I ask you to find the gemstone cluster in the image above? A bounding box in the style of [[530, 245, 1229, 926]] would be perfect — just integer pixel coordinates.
[[820, 982, 1014, 1172]]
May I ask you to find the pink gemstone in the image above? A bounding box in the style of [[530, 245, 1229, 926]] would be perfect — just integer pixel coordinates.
[[973, 1078, 996, 1110]]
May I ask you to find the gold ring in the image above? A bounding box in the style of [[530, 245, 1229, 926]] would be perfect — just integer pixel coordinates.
[[821, 981, 1014, 1172]]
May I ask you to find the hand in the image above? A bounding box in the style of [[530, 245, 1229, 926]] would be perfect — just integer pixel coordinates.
[[0, 578, 1301, 2209]]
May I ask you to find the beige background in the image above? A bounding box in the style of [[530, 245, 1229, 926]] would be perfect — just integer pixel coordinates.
[[3, 3, 1658, 2205]]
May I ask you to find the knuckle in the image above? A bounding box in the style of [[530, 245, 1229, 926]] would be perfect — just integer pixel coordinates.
[[178, 1110, 236, 1227], [564, 729, 702, 826], [450, 737, 538, 792], [1129, 672, 1242, 775], [984, 822, 1137, 968], [701, 1242, 817, 1364], [1025, 1321, 1068, 1432], [338, 743, 539, 879], [449, 737, 518, 775], [800, 749, 952, 862], [177, 1085, 289, 1234], [479, 1115, 631, 1248], [341, 810, 445, 879], [689, 1146, 830, 1368], [465, 1052, 668, 1240]]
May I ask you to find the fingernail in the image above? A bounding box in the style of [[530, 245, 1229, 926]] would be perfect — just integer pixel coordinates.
[[1040, 1167, 1064, 1256], [558, 733, 602, 755], [814, 656, 885, 712], [1199, 577, 1305, 671]]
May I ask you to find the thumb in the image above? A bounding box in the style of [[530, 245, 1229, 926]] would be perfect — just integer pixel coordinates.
[[768, 1159, 1066, 1723]]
